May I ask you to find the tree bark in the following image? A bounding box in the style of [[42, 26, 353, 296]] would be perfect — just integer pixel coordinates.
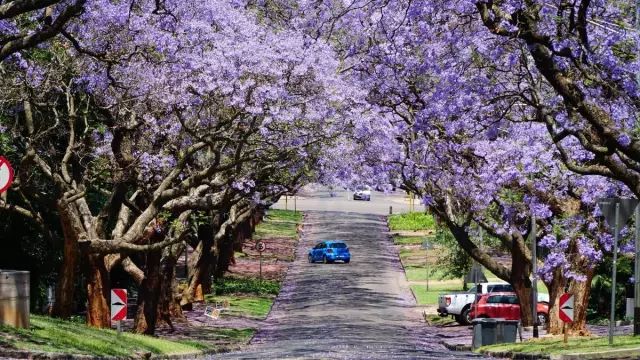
[[181, 223, 215, 306], [51, 202, 82, 318], [157, 245, 184, 329], [134, 249, 162, 334], [511, 235, 534, 327], [86, 254, 111, 328]]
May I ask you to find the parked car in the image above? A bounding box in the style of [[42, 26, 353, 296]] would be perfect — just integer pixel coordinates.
[[470, 292, 549, 325], [437, 282, 549, 325], [353, 186, 371, 201], [308, 240, 351, 263]]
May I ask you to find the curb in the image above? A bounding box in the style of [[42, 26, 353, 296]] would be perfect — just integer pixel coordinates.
[[0, 346, 239, 360], [439, 340, 472, 352], [475, 347, 640, 360], [549, 347, 640, 360]]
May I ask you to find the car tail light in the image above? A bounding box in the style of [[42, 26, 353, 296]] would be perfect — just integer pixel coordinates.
[[326, 249, 333, 253], [445, 297, 451, 306]]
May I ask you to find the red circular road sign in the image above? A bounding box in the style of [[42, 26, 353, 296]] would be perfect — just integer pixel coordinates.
[[256, 241, 266, 252], [0, 156, 14, 193]]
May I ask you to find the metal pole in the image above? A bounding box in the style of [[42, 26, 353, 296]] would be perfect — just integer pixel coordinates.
[[426, 240, 429, 291], [635, 204, 640, 336], [476, 228, 483, 302], [259, 252, 263, 284], [117, 320, 122, 335], [610, 202, 621, 345], [389, 206, 393, 215], [294, 196, 297, 213], [532, 214, 539, 338], [285, 196, 288, 210]]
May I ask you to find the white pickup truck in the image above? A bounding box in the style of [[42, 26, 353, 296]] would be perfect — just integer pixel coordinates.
[[437, 282, 549, 325]]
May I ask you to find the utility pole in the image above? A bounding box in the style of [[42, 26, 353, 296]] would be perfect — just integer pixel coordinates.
[[610, 203, 620, 345], [634, 205, 640, 335], [531, 214, 539, 338]]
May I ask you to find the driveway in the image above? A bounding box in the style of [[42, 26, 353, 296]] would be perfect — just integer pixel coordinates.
[[212, 211, 484, 359]]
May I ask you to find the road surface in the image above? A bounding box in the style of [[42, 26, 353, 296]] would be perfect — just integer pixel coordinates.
[[271, 189, 416, 215], [212, 211, 483, 359]]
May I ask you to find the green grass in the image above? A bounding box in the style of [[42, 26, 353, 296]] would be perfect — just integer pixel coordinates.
[[424, 314, 457, 326], [254, 209, 302, 239], [393, 235, 429, 245], [214, 276, 280, 296], [388, 212, 435, 231], [479, 335, 640, 355], [0, 315, 214, 357], [205, 295, 274, 319], [411, 284, 463, 305]]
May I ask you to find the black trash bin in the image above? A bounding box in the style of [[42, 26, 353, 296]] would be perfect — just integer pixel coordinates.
[[496, 319, 519, 343], [472, 318, 519, 349], [472, 318, 499, 349]]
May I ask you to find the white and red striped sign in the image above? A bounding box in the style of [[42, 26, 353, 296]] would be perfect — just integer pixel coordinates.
[[559, 293, 574, 323], [110, 289, 127, 321]]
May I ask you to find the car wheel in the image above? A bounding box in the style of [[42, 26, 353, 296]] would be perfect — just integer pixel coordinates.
[[538, 313, 548, 327], [323, 255, 328, 264], [344, 259, 350, 264], [308, 254, 314, 263], [460, 306, 472, 325]]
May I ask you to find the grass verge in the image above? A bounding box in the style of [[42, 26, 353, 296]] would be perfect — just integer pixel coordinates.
[[254, 209, 302, 239], [388, 212, 435, 231], [0, 315, 216, 357], [205, 294, 274, 319], [479, 335, 640, 356]]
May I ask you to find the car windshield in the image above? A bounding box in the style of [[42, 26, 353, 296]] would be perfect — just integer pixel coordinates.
[[330, 243, 347, 248]]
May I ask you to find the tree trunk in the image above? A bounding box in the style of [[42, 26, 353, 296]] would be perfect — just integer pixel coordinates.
[[546, 268, 566, 334], [157, 245, 184, 330], [568, 273, 593, 335], [181, 224, 215, 306], [214, 231, 235, 280], [511, 237, 533, 327], [86, 254, 111, 328], [134, 249, 162, 334], [51, 203, 82, 318]]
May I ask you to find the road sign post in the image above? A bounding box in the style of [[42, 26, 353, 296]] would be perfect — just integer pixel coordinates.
[[422, 240, 433, 291], [599, 198, 639, 344], [559, 293, 574, 344], [256, 241, 266, 283], [110, 289, 127, 334]]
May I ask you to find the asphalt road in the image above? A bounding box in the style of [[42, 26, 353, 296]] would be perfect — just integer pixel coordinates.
[[212, 211, 484, 359], [271, 190, 416, 215]]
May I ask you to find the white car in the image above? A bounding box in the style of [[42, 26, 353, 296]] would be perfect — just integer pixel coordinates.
[[437, 282, 549, 325], [353, 188, 371, 201]]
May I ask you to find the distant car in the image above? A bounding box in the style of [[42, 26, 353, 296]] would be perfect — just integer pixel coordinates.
[[308, 240, 351, 264], [353, 187, 371, 201], [470, 292, 549, 325]]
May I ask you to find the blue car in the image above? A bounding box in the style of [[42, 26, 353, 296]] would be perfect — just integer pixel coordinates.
[[308, 240, 351, 264]]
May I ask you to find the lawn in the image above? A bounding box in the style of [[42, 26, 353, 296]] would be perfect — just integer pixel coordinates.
[[0, 315, 217, 357], [388, 212, 435, 231], [205, 294, 275, 319], [393, 235, 429, 245], [411, 284, 463, 305], [479, 335, 640, 356], [254, 209, 302, 239]]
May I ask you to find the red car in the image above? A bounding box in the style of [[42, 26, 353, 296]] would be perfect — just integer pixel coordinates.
[[470, 292, 549, 325]]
